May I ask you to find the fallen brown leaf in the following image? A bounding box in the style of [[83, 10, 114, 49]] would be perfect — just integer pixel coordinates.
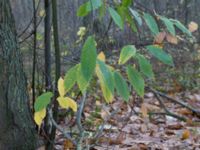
[[177, 108, 193, 116], [140, 124, 148, 133], [166, 34, 178, 44], [138, 143, 148, 150], [109, 132, 126, 145], [154, 32, 166, 44], [167, 124, 183, 130], [165, 130, 175, 136], [181, 129, 190, 140], [141, 103, 148, 118], [64, 139, 74, 150]]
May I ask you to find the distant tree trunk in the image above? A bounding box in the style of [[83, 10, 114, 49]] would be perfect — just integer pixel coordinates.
[[32, 0, 37, 105], [44, 0, 53, 147], [0, 0, 37, 149], [44, 0, 52, 91], [46, 0, 61, 149]]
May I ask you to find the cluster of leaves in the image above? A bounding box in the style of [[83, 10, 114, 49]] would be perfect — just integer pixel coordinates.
[[77, 0, 192, 36], [34, 78, 77, 127], [34, 0, 194, 127]]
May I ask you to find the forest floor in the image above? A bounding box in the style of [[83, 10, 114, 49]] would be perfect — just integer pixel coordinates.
[[53, 89, 200, 150]]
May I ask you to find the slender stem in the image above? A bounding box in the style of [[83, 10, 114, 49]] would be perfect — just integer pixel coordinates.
[[49, 110, 77, 146], [32, 0, 37, 107], [17, 0, 42, 37], [154, 91, 187, 121], [148, 87, 200, 117], [76, 92, 87, 150]]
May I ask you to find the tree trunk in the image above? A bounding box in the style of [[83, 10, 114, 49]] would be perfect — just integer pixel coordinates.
[[46, 0, 61, 149], [0, 0, 37, 149]]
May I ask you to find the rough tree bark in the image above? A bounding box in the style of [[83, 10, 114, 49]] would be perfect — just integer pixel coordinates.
[[0, 0, 37, 149]]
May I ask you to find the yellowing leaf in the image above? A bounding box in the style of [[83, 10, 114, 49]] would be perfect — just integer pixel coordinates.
[[34, 108, 46, 127], [97, 51, 106, 62], [77, 26, 86, 36], [188, 21, 198, 32], [153, 44, 163, 49], [39, 10, 45, 17], [96, 61, 114, 103], [58, 77, 65, 97], [181, 129, 190, 140], [57, 97, 77, 112]]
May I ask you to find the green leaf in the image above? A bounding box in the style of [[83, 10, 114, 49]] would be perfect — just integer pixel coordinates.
[[64, 65, 78, 92], [125, 9, 137, 32], [146, 45, 174, 66], [34, 92, 53, 112], [136, 54, 154, 78], [96, 60, 114, 103], [77, 64, 88, 93], [77, 0, 103, 17], [122, 0, 132, 7], [160, 16, 175, 36], [129, 8, 142, 26], [119, 45, 136, 65], [77, 2, 89, 17], [116, 6, 126, 23], [143, 13, 159, 35], [127, 66, 145, 97], [108, 7, 124, 29], [171, 19, 192, 36], [90, 0, 103, 9], [117, 6, 137, 32], [36, 33, 43, 40], [99, 2, 106, 18], [114, 71, 130, 102], [80, 36, 97, 82]]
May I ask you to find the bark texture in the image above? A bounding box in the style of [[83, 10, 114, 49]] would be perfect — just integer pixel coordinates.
[[0, 0, 37, 149]]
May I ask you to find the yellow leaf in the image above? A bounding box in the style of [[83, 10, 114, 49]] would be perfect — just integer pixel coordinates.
[[77, 26, 86, 36], [57, 97, 77, 112], [97, 51, 106, 62], [39, 10, 45, 17], [188, 21, 198, 32], [58, 77, 65, 97], [153, 44, 163, 49], [34, 108, 46, 127], [181, 129, 190, 140]]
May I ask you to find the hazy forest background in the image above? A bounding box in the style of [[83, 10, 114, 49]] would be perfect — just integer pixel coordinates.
[[14, 0, 200, 89], [0, 0, 200, 149]]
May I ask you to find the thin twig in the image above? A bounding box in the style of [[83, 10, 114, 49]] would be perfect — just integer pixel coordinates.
[[148, 87, 200, 117], [17, 0, 42, 37], [76, 92, 87, 133], [85, 109, 119, 150], [49, 109, 77, 146], [76, 92, 87, 150], [19, 14, 45, 44], [153, 91, 187, 121]]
